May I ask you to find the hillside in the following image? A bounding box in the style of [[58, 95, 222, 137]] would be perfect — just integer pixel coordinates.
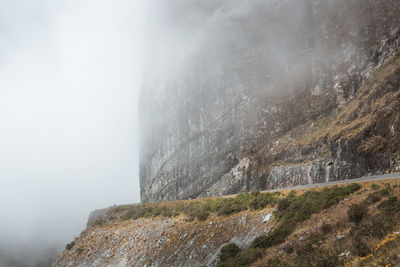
[[139, 0, 400, 203], [54, 177, 400, 266], [54, 1, 400, 266]]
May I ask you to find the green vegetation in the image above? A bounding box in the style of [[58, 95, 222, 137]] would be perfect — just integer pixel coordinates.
[[76, 247, 84, 254], [65, 241, 75, 250], [292, 236, 339, 267], [321, 223, 333, 234], [378, 196, 400, 215], [349, 185, 400, 257], [217, 246, 264, 267], [359, 234, 400, 266], [348, 203, 367, 223], [365, 191, 382, 205], [119, 191, 280, 222], [370, 183, 381, 190], [219, 243, 241, 262], [216, 183, 361, 267], [92, 218, 107, 226], [364, 186, 391, 205], [275, 183, 361, 225]]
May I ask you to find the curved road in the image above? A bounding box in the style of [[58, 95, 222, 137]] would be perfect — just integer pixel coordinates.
[[261, 173, 400, 193]]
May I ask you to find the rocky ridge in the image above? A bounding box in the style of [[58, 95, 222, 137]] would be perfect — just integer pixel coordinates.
[[55, 179, 400, 266], [55, 205, 274, 266]]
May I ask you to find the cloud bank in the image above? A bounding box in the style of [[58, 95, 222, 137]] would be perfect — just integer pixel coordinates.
[[0, 0, 145, 265]]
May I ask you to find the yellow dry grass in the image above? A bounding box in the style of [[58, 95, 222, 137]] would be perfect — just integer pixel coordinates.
[[252, 179, 400, 267]]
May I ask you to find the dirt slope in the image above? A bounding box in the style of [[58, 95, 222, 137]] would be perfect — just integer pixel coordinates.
[[55, 178, 400, 267]]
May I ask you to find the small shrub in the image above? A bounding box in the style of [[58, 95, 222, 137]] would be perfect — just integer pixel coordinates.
[[248, 191, 280, 210], [268, 258, 289, 267], [92, 219, 106, 226], [277, 198, 291, 213], [343, 183, 362, 194], [321, 223, 333, 234], [234, 248, 264, 266], [317, 253, 340, 267], [351, 218, 387, 239], [217, 201, 237, 216], [366, 192, 381, 205], [296, 241, 314, 256], [295, 240, 339, 267], [249, 191, 268, 210], [250, 224, 294, 249], [185, 203, 205, 221], [250, 235, 270, 249], [378, 188, 391, 197], [283, 244, 294, 254], [219, 243, 240, 262], [65, 241, 75, 250], [348, 203, 367, 223], [378, 196, 400, 215], [196, 208, 210, 221], [277, 191, 296, 213], [370, 184, 381, 190], [352, 238, 370, 257]]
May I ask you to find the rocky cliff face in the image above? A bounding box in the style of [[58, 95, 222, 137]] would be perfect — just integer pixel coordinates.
[[140, 0, 400, 203]]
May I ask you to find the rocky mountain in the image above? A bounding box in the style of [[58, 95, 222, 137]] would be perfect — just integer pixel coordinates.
[[53, 2, 400, 265], [139, 0, 400, 203]]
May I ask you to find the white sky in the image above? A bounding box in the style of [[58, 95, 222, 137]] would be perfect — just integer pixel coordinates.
[[0, 0, 146, 263]]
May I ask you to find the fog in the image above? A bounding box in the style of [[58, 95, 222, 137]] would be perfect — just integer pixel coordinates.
[[0, 0, 145, 266], [139, 0, 379, 204], [0, 0, 373, 265], [143, 0, 351, 95]]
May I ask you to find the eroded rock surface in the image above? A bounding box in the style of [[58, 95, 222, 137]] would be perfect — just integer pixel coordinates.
[[140, 0, 400, 202], [54, 211, 273, 267]]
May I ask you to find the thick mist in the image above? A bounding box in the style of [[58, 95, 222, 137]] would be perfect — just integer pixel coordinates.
[[0, 0, 145, 266], [139, 0, 400, 203]]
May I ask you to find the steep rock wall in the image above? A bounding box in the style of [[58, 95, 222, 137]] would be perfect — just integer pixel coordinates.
[[140, 0, 400, 202]]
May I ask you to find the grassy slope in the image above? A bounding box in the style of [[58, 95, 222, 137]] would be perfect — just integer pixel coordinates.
[[245, 48, 400, 184], [214, 49, 400, 266], [217, 183, 362, 267], [250, 179, 400, 267], [298, 47, 400, 150], [63, 178, 400, 267]]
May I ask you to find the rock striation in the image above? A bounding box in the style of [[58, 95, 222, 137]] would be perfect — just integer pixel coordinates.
[[140, 0, 400, 203], [55, 208, 275, 267]]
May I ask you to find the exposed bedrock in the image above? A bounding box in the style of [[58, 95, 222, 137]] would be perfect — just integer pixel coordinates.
[[140, 0, 400, 202]]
